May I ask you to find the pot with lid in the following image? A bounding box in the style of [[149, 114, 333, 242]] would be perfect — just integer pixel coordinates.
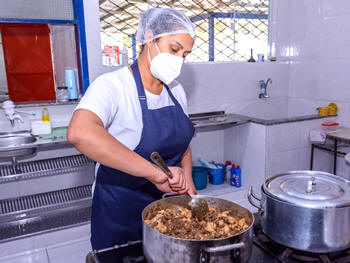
[[248, 170, 350, 253]]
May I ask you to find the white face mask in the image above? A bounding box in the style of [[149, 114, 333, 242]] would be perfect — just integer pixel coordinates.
[[148, 42, 184, 85]]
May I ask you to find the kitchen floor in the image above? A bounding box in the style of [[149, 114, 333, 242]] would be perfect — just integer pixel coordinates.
[[0, 224, 91, 263]]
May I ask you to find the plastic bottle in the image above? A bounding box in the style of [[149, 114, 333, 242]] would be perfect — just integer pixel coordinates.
[[65, 69, 78, 101], [42, 106, 50, 123], [230, 164, 236, 186], [122, 46, 129, 65], [248, 48, 256, 62], [225, 161, 231, 184], [235, 165, 242, 188]]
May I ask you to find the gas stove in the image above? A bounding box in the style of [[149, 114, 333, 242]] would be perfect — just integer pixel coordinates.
[[85, 215, 350, 263], [253, 225, 350, 263], [85, 239, 277, 263]]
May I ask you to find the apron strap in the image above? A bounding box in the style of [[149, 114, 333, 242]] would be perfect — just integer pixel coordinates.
[[164, 85, 181, 108], [131, 61, 148, 115], [131, 61, 182, 110]]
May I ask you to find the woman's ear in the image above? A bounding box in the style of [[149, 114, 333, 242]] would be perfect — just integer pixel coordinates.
[[144, 30, 154, 48]]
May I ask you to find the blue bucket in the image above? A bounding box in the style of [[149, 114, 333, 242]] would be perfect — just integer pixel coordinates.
[[208, 164, 225, 185], [192, 166, 208, 190]]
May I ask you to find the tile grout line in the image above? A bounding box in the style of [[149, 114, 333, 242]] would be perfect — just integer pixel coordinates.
[[45, 248, 51, 263]]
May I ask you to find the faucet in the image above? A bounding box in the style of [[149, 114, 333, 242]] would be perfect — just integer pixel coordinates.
[[258, 78, 272, 99], [2, 100, 24, 127], [9, 114, 24, 127]]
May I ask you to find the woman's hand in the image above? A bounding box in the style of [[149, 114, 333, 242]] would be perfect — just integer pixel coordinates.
[[167, 167, 189, 194], [149, 166, 189, 194], [187, 183, 198, 195], [148, 168, 173, 193]]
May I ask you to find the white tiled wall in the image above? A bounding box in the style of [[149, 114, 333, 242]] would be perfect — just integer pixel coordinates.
[[190, 128, 224, 166], [177, 62, 290, 115], [265, 117, 350, 180], [277, 0, 350, 128], [223, 123, 266, 193]]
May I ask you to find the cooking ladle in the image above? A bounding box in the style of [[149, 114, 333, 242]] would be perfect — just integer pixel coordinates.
[[150, 152, 209, 220]]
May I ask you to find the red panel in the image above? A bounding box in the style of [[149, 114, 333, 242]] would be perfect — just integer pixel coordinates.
[[1, 23, 56, 103]]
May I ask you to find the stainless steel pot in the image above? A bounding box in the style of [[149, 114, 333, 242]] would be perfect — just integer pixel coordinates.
[[142, 195, 254, 263], [248, 170, 350, 253]]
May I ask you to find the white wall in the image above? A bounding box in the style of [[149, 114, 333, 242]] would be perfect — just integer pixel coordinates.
[[272, 0, 350, 127], [177, 62, 290, 114]]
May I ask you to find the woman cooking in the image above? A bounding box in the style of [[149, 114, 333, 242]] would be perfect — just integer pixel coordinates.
[[67, 8, 197, 250]]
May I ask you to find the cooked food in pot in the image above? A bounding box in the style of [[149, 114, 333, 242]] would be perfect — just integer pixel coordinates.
[[144, 203, 249, 240]]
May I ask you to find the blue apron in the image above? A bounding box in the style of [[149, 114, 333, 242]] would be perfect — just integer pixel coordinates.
[[91, 61, 195, 250]]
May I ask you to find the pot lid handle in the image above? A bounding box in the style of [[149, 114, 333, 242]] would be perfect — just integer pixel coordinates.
[[306, 176, 316, 193]]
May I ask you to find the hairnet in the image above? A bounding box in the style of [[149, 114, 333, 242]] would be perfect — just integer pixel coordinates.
[[136, 8, 195, 44]]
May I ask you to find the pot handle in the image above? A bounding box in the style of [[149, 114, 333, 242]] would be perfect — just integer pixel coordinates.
[[199, 242, 244, 263], [248, 186, 263, 211], [204, 242, 244, 253], [162, 193, 179, 199]]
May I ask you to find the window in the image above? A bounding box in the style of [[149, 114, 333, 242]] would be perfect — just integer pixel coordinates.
[[99, 0, 269, 65]]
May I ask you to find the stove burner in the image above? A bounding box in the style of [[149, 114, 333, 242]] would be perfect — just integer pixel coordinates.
[[253, 225, 350, 263]]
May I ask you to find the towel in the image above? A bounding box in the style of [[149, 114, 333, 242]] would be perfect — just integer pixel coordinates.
[[39, 127, 67, 139]]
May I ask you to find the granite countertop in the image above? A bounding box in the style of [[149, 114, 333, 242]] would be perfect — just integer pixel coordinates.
[[327, 128, 350, 142], [229, 112, 335, 126]]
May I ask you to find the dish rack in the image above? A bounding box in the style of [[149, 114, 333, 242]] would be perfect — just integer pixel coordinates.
[[0, 154, 95, 243]]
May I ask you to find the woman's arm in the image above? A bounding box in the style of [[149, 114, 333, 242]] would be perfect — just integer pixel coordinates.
[[68, 109, 187, 193], [181, 147, 197, 195], [68, 109, 159, 179]]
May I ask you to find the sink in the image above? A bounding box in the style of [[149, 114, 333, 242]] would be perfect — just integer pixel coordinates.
[[0, 133, 37, 158]]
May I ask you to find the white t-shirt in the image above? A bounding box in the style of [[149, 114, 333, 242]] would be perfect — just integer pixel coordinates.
[[75, 66, 188, 150]]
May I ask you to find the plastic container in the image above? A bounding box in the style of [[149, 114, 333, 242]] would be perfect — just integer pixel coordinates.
[[235, 165, 242, 188], [192, 166, 208, 190], [230, 164, 236, 186], [42, 106, 50, 123], [328, 102, 338, 116], [321, 122, 340, 133], [318, 107, 329, 117], [56, 86, 69, 102], [31, 120, 51, 135], [208, 164, 225, 185], [225, 161, 231, 184], [65, 69, 78, 100]]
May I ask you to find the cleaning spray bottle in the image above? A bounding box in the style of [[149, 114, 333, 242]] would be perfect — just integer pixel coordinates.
[[230, 164, 236, 186], [235, 165, 242, 188]]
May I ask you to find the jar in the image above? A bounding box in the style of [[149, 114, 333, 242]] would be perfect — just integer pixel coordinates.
[[57, 86, 69, 102]]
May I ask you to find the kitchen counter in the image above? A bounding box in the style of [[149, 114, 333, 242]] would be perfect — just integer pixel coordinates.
[[0, 129, 70, 153], [191, 113, 250, 128], [0, 112, 249, 155], [198, 181, 246, 196]]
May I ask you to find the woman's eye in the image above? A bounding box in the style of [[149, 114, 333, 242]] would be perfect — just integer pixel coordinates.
[[171, 48, 178, 53]]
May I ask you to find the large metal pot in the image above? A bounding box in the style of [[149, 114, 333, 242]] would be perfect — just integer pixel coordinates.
[[142, 195, 254, 263], [248, 170, 350, 253]]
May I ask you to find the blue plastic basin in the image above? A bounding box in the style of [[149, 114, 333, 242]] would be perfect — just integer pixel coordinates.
[[208, 164, 225, 185], [192, 166, 208, 190]]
